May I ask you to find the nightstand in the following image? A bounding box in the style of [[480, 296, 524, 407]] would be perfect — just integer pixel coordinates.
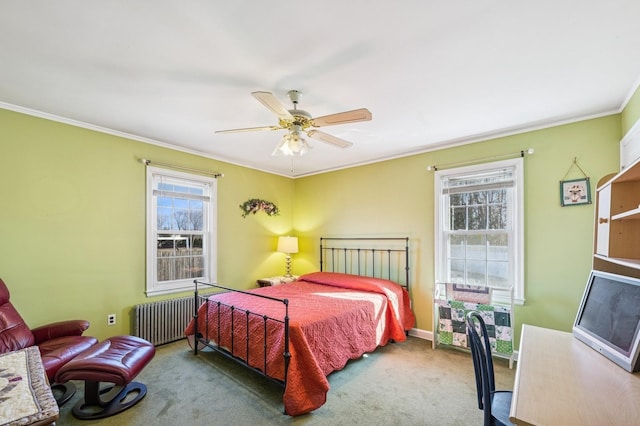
[[256, 275, 299, 287]]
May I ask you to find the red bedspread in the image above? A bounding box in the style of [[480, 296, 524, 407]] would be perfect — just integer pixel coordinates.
[[184, 272, 415, 415]]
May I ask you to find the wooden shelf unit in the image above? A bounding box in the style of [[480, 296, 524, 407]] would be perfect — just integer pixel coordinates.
[[594, 156, 640, 279]]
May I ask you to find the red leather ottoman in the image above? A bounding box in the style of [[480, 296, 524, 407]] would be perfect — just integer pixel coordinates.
[[55, 335, 155, 419]]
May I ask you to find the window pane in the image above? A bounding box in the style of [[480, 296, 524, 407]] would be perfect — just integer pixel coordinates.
[[156, 194, 206, 232], [488, 205, 506, 229], [467, 234, 486, 260], [174, 209, 189, 230], [157, 207, 173, 230], [488, 189, 506, 204], [174, 198, 189, 209], [467, 191, 486, 205], [174, 185, 191, 194], [466, 260, 486, 285], [449, 259, 465, 282], [157, 257, 176, 281], [487, 234, 508, 260], [449, 234, 465, 258], [450, 193, 467, 206], [451, 207, 467, 230], [487, 261, 509, 288], [189, 235, 203, 256], [468, 205, 487, 230], [156, 233, 205, 282], [185, 256, 205, 278], [157, 234, 177, 255], [157, 196, 173, 207], [189, 200, 203, 231], [446, 233, 509, 287]]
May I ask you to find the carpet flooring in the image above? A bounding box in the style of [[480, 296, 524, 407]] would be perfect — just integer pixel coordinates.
[[56, 336, 515, 425]]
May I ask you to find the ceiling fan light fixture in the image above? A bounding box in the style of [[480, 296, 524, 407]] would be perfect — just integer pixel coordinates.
[[274, 132, 310, 156], [273, 125, 310, 156]]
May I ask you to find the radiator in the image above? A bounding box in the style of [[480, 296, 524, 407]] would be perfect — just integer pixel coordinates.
[[134, 295, 196, 346]]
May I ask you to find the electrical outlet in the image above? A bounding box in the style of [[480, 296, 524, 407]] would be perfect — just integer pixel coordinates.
[[107, 314, 116, 326]]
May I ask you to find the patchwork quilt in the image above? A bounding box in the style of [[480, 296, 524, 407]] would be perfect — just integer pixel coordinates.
[[436, 299, 513, 355]]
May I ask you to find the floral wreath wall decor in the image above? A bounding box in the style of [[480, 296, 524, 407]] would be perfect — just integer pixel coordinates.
[[240, 198, 279, 218]]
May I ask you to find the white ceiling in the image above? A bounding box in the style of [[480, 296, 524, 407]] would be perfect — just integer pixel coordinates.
[[2, 1, 640, 177]]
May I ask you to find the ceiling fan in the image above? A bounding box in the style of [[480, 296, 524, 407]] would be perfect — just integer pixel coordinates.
[[215, 90, 372, 156]]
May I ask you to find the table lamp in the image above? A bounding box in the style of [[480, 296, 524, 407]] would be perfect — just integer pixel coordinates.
[[277, 236, 298, 277]]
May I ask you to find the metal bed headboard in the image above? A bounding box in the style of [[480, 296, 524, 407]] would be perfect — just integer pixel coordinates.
[[319, 237, 410, 293]]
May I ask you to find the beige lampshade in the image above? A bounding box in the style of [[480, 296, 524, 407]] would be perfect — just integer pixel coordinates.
[[277, 236, 298, 254]]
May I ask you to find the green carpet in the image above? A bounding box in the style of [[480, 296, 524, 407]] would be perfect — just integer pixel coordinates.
[[56, 336, 515, 425]]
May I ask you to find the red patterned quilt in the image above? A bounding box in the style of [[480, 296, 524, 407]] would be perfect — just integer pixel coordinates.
[[184, 271, 415, 416]]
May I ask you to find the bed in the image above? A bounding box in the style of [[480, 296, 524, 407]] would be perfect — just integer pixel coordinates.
[[184, 237, 415, 416]]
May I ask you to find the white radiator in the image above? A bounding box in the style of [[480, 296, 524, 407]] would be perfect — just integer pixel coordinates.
[[134, 295, 195, 346]]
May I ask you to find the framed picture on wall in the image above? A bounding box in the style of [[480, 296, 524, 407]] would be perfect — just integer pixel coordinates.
[[560, 177, 591, 207]]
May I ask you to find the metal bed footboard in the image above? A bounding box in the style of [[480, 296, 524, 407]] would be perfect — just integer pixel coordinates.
[[191, 280, 291, 389]]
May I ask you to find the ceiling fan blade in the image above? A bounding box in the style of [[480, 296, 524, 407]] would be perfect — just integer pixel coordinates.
[[251, 91, 293, 120], [312, 108, 372, 127], [215, 125, 281, 134], [307, 130, 353, 148]]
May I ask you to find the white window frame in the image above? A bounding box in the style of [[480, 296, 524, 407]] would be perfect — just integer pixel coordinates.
[[434, 157, 524, 304], [146, 166, 217, 296]]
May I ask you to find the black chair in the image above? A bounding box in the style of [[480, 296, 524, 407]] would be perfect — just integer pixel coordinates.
[[466, 311, 514, 426]]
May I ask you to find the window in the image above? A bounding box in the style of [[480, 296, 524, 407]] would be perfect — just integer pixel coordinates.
[[435, 158, 524, 304], [146, 166, 217, 296]]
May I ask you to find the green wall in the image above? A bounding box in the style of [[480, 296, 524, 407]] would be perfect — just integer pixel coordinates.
[[622, 84, 640, 135], [294, 115, 621, 341], [0, 105, 627, 345], [0, 108, 294, 340]]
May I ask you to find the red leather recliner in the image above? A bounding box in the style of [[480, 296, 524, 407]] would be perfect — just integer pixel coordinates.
[[0, 278, 98, 404]]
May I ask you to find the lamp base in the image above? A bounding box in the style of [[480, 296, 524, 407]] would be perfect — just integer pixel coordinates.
[[284, 255, 292, 277]]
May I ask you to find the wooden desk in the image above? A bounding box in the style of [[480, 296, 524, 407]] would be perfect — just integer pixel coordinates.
[[510, 324, 640, 425]]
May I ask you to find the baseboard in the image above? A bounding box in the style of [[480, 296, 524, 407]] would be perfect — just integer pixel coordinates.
[[408, 328, 432, 342]]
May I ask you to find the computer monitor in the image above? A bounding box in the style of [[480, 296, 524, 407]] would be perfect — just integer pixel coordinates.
[[573, 270, 640, 372]]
